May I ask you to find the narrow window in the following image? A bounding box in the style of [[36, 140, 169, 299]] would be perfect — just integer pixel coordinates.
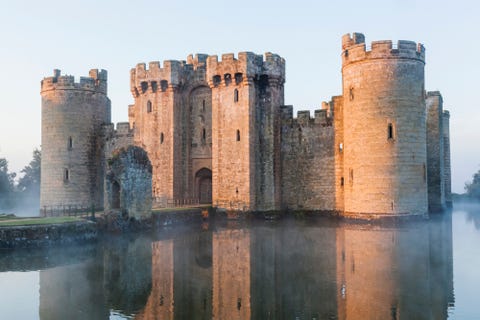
[[349, 87, 354, 101], [68, 137, 73, 150], [202, 100, 205, 112], [349, 169, 354, 183], [236, 130, 240, 141], [340, 177, 344, 186], [388, 123, 394, 140], [234, 89, 239, 103], [202, 128, 206, 142], [339, 143, 343, 152], [64, 168, 70, 182], [147, 100, 152, 113], [160, 132, 164, 144]]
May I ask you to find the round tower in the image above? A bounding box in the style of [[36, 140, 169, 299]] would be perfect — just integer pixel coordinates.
[[40, 69, 111, 212], [341, 33, 427, 217]]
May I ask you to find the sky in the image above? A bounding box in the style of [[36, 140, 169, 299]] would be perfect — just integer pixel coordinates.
[[0, 0, 478, 193]]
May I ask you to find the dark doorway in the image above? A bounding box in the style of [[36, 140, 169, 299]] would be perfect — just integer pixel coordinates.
[[196, 168, 212, 204], [112, 181, 121, 209]]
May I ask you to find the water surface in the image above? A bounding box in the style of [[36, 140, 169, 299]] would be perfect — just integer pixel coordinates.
[[1, 205, 479, 319]]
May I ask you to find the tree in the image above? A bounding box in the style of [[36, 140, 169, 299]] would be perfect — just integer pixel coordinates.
[[17, 148, 41, 194], [0, 158, 16, 209], [465, 169, 480, 200]]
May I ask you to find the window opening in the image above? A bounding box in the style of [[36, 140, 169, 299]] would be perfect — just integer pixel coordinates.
[[160, 132, 164, 144], [234, 89, 239, 102], [236, 130, 240, 141], [388, 123, 394, 140], [68, 137, 73, 150], [64, 168, 70, 182], [235, 73, 243, 85], [147, 100, 152, 113]]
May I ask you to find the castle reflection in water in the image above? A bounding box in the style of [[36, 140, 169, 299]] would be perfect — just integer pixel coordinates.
[[35, 214, 453, 319]]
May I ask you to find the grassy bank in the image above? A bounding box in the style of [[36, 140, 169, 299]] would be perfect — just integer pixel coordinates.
[[0, 216, 84, 227]]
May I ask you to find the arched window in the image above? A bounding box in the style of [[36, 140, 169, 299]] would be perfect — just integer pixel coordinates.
[[234, 89, 239, 103], [236, 130, 240, 142], [147, 100, 152, 113], [160, 132, 164, 144], [67, 137, 73, 150]]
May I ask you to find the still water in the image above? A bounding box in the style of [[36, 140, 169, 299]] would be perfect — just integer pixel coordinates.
[[0, 205, 479, 320]]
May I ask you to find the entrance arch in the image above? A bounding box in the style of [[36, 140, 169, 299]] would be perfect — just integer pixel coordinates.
[[195, 168, 212, 204]]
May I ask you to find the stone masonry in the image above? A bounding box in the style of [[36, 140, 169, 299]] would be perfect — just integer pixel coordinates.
[[40, 33, 452, 218]]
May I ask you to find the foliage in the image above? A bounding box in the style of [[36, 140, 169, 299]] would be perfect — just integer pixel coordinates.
[[465, 169, 480, 200], [0, 158, 16, 208], [17, 148, 41, 194]]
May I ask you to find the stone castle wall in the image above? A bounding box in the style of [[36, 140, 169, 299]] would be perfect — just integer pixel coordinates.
[[40, 33, 452, 218], [443, 111, 452, 207], [280, 107, 336, 211], [426, 92, 446, 211], [207, 52, 285, 211], [40, 69, 111, 210], [341, 33, 428, 217]]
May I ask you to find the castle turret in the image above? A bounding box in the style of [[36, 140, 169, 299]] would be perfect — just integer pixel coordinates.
[[341, 33, 428, 217], [207, 52, 285, 211], [40, 69, 111, 211]]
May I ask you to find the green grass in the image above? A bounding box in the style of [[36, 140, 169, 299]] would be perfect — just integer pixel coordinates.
[[151, 205, 210, 214], [0, 216, 85, 227]]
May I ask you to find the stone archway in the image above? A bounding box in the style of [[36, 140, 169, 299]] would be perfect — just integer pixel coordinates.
[[195, 168, 212, 204], [105, 146, 152, 218], [112, 181, 121, 209]]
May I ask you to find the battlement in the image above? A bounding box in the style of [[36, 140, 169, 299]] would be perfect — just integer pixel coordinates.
[[206, 52, 285, 87], [426, 91, 443, 105], [103, 122, 134, 137], [280, 105, 332, 127], [130, 59, 185, 96], [342, 33, 425, 65], [41, 69, 108, 94]]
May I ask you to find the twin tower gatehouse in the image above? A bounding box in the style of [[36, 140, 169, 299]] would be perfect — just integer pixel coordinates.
[[40, 33, 452, 219]]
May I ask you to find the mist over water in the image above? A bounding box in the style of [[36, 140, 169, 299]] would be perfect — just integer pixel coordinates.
[[0, 205, 479, 319]]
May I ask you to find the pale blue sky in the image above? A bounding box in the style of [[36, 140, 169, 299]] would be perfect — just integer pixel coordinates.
[[0, 0, 478, 193]]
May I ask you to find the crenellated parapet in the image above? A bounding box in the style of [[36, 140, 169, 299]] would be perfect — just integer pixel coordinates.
[[130, 60, 183, 97], [130, 53, 210, 98], [280, 103, 333, 128], [41, 69, 108, 94], [341, 32, 425, 66], [206, 52, 285, 88]]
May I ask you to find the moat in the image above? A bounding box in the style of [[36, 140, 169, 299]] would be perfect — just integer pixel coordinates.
[[1, 205, 479, 319]]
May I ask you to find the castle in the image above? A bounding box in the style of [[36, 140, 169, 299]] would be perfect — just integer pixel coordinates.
[[40, 33, 452, 218]]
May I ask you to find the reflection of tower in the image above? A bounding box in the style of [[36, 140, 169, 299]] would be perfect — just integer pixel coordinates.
[[335, 216, 454, 319], [39, 261, 108, 319], [136, 240, 174, 320], [40, 69, 111, 210], [213, 229, 251, 319], [341, 33, 427, 216]]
